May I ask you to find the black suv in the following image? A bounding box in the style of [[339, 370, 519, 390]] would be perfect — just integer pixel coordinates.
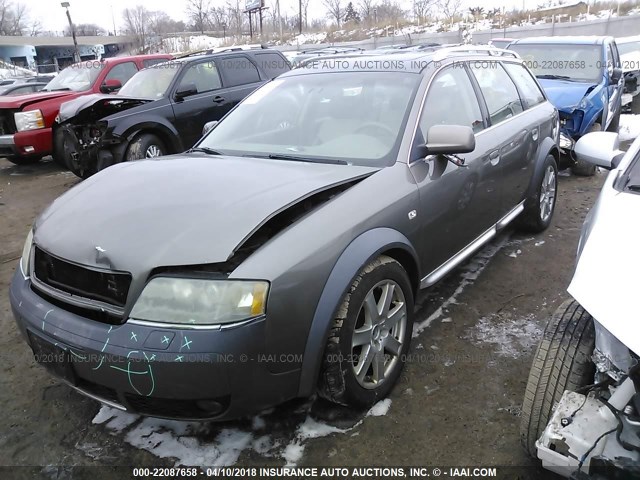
[[57, 48, 291, 178]]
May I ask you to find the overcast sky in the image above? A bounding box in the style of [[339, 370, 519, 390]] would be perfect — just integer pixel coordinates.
[[29, 0, 534, 33]]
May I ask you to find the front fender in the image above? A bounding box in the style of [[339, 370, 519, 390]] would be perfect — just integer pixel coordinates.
[[297, 227, 419, 397], [524, 136, 558, 201], [110, 118, 183, 153]]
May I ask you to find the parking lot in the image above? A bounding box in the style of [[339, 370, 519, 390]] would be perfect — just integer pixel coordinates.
[[0, 155, 607, 475]]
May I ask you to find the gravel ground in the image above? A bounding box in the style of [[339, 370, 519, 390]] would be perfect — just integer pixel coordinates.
[[0, 156, 608, 479]]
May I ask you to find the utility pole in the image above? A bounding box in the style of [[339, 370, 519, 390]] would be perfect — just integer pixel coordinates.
[[299, 0, 302, 34], [111, 4, 117, 36], [61, 2, 80, 63], [276, 0, 283, 39]]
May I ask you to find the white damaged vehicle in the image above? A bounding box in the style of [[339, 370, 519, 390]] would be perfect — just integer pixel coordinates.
[[520, 131, 640, 479]]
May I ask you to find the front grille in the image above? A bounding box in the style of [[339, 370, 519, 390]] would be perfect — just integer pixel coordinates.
[[33, 247, 132, 308], [31, 285, 124, 325], [0, 111, 17, 135]]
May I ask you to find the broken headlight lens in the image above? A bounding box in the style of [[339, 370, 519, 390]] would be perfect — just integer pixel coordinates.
[[130, 278, 269, 325], [20, 229, 33, 278], [14, 110, 45, 132]]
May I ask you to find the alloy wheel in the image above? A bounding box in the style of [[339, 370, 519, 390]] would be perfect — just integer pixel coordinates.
[[539, 165, 556, 223]]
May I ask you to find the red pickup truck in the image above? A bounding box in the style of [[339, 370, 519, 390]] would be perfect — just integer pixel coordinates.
[[0, 54, 172, 165]]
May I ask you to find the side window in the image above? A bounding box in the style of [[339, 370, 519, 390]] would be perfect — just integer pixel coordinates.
[[143, 58, 168, 68], [253, 53, 290, 79], [415, 66, 484, 150], [470, 63, 524, 125], [8, 86, 33, 96], [503, 62, 545, 108], [219, 56, 261, 86], [178, 61, 222, 94], [105, 62, 138, 86]]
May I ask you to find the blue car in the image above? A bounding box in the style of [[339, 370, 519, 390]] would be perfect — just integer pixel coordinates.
[[508, 36, 624, 175]]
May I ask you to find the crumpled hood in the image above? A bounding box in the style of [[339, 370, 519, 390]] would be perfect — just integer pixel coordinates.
[[34, 155, 377, 276], [538, 79, 599, 112], [568, 187, 640, 357], [58, 93, 154, 123]]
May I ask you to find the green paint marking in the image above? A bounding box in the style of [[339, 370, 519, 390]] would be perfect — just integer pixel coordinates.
[[69, 350, 87, 360], [101, 337, 110, 352], [130, 332, 138, 342], [181, 336, 192, 351], [175, 355, 184, 362], [92, 356, 105, 371], [109, 365, 150, 375]]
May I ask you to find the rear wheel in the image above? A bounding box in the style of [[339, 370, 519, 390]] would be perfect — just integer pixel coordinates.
[[572, 123, 601, 177], [517, 154, 557, 233], [125, 133, 166, 161], [317, 256, 414, 408], [520, 299, 596, 457]]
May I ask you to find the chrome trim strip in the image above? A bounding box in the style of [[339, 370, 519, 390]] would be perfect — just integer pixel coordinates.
[[497, 201, 525, 229], [67, 383, 127, 411], [0, 134, 15, 146], [420, 227, 496, 288], [127, 315, 264, 331]]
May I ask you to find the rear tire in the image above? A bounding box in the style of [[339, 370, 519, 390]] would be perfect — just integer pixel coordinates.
[[572, 123, 601, 177], [520, 299, 595, 457], [317, 256, 414, 408], [125, 133, 166, 162], [517, 154, 557, 233]]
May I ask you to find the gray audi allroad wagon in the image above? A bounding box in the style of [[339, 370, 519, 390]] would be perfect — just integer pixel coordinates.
[[9, 47, 560, 420]]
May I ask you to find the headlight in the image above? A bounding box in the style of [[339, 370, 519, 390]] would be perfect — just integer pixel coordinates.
[[14, 110, 45, 132], [20, 229, 33, 278], [130, 277, 269, 325]]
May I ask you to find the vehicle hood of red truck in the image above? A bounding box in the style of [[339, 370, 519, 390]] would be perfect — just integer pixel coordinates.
[[0, 90, 77, 110]]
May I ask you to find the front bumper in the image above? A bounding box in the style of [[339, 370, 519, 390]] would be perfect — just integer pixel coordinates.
[[9, 271, 301, 420], [0, 128, 53, 159]]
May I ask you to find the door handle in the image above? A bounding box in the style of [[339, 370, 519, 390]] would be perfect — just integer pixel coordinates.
[[212, 95, 225, 104], [532, 128, 539, 141], [489, 150, 500, 166]]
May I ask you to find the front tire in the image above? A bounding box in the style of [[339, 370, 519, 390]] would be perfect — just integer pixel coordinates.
[[317, 256, 414, 408], [52, 127, 67, 168], [520, 299, 595, 457], [125, 133, 166, 161], [517, 154, 557, 233], [572, 123, 601, 177]]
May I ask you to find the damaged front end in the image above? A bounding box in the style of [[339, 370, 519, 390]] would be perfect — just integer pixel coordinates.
[[536, 326, 640, 480], [58, 95, 153, 177]]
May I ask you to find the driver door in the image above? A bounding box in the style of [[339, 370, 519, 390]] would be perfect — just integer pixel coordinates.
[[409, 64, 503, 278]]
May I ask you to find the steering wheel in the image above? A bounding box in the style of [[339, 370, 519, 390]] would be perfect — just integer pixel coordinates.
[[354, 122, 396, 141]]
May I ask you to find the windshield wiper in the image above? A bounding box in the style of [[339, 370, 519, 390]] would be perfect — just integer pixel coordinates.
[[265, 153, 347, 165], [45, 87, 72, 91], [536, 74, 575, 81], [187, 147, 223, 155]]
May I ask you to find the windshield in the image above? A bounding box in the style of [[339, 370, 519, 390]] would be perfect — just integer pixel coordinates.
[[43, 64, 102, 92], [508, 44, 603, 83], [198, 72, 420, 167], [118, 64, 178, 98], [618, 41, 640, 56]]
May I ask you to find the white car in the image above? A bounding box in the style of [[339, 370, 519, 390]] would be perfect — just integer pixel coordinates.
[[617, 35, 640, 113], [520, 131, 640, 478]]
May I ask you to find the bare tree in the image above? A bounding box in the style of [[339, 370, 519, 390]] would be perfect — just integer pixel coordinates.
[[65, 23, 105, 36], [375, 0, 405, 25], [301, 0, 310, 27], [226, 0, 244, 35], [0, 0, 29, 35], [123, 5, 149, 50], [358, 0, 375, 24], [324, 0, 345, 27], [438, 0, 462, 25], [414, 0, 437, 23], [186, 0, 211, 34]]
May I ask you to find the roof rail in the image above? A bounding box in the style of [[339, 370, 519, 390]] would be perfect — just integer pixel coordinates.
[[432, 45, 520, 62], [174, 44, 268, 59]]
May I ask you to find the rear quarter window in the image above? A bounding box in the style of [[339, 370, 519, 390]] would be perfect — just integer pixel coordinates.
[[218, 56, 261, 87], [253, 52, 290, 79], [503, 62, 546, 108]]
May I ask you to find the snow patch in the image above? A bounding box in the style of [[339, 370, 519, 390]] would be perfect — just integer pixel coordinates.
[[535, 241, 545, 247], [366, 399, 392, 417], [619, 114, 640, 142], [467, 313, 543, 359]]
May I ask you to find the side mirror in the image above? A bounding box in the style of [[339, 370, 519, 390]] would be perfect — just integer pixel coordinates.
[[175, 83, 198, 100], [100, 78, 122, 93], [611, 67, 623, 83], [574, 131, 624, 170], [202, 120, 218, 136], [425, 125, 475, 155]]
